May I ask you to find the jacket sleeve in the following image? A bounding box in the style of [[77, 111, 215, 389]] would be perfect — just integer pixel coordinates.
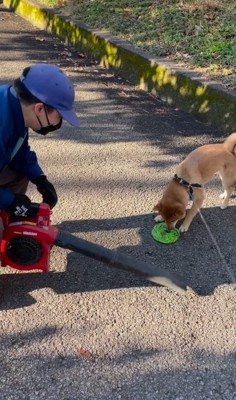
[[0, 188, 15, 210], [0, 140, 44, 210], [9, 137, 44, 183]]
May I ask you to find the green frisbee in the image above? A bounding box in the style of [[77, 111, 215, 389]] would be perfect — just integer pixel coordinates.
[[151, 223, 180, 244]]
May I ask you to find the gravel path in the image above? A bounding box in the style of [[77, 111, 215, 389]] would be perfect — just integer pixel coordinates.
[[0, 6, 235, 400]]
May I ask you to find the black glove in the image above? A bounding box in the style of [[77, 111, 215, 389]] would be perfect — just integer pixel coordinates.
[[34, 175, 58, 209], [7, 194, 36, 218]]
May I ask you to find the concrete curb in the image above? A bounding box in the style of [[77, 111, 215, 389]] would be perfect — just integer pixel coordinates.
[[3, 0, 236, 131]]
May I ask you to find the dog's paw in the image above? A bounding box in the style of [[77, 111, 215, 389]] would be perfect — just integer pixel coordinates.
[[154, 214, 163, 223], [219, 191, 226, 199], [220, 203, 228, 210], [179, 224, 189, 233]]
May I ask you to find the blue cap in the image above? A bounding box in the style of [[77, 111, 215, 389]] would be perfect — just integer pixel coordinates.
[[20, 64, 80, 127]]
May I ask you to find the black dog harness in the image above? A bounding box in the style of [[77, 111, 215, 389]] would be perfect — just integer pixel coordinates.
[[173, 174, 202, 200]]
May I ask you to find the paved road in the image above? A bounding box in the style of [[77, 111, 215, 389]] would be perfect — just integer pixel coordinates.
[[0, 5, 235, 400]]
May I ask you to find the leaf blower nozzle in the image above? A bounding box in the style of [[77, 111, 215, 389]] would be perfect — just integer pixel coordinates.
[[55, 230, 187, 294]]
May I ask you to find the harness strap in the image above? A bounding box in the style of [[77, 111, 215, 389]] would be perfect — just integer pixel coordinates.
[[173, 174, 202, 200]]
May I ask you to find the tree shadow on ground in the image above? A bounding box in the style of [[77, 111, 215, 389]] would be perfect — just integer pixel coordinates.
[[0, 324, 235, 400]]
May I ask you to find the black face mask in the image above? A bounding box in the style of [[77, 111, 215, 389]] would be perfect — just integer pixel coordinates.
[[35, 105, 62, 135]]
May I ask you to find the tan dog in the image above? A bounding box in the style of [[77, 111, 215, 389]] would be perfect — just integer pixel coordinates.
[[153, 132, 236, 232]]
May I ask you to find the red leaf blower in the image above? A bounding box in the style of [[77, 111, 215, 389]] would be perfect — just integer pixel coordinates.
[[0, 203, 187, 294]]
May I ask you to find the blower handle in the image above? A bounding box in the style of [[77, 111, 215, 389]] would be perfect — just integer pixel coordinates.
[[30, 202, 41, 210], [29, 202, 41, 216]]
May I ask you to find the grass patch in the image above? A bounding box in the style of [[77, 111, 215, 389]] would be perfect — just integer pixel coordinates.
[[40, 0, 236, 89]]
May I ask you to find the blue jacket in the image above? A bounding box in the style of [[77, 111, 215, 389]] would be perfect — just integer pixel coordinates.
[[0, 85, 44, 209]]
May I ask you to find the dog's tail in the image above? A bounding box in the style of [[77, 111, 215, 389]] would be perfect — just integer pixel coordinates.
[[223, 132, 236, 155]]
